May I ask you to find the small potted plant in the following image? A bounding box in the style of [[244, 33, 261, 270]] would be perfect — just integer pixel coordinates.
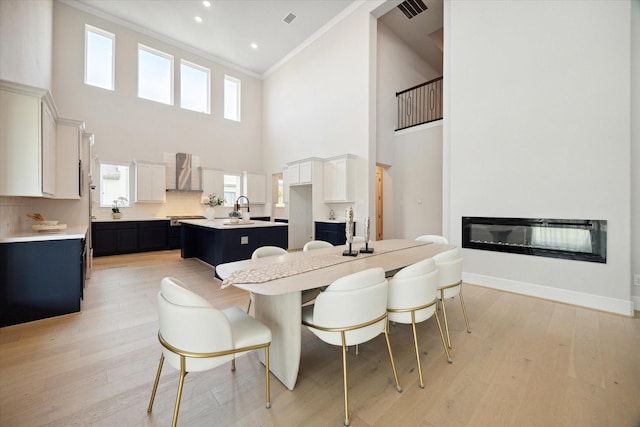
[[228, 210, 242, 224], [202, 194, 224, 220], [112, 196, 127, 219]]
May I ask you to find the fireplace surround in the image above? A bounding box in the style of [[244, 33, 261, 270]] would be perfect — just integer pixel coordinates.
[[462, 217, 607, 263]]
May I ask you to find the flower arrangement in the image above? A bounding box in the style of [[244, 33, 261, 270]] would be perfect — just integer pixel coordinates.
[[228, 210, 242, 218], [202, 194, 225, 207], [112, 196, 128, 213]]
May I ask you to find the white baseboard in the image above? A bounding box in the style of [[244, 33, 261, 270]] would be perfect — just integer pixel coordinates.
[[463, 273, 635, 317], [632, 295, 640, 313]]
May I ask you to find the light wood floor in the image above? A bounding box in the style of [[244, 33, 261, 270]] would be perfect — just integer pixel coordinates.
[[1, 250, 639, 427]]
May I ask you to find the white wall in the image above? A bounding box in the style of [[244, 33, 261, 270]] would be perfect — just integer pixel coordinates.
[[631, 0, 640, 306], [376, 21, 438, 166], [393, 122, 442, 240], [376, 18, 440, 240], [51, 2, 263, 183], [446, 0, 633, 315], [0, 0, 53, 90], [262, 2, 383, 226]]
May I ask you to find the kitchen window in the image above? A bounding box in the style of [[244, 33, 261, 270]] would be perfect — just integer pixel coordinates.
[[224, 174, 241, 208], [138, 45, 173, 105], [180, 60, 210, 114], [99, 161, 130, 208], [224, 75, 241, 121], [85, 25, 114, 90]]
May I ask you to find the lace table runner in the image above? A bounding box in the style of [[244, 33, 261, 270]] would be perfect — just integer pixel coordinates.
[[220, 241, 425, 288]]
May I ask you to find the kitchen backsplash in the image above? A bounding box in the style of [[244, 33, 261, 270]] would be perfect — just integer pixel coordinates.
[[0, 196, 32, 238], [91, 191, 264, 221]]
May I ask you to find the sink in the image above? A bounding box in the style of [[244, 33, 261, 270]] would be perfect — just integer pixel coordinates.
[[223, 221, 255, 226]]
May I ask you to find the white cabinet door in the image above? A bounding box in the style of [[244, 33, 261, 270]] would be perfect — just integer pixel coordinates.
[[299, 161, 312, 184], [54, 120, 82, 199], [324, 155, 354, 202], [245, 173, 266, 204], [0, 88, 53, 197], [288, 163, 300, 185], [41, 101, 56, 196], [135, 162, 166, 202], [201, 168, 224, 198]]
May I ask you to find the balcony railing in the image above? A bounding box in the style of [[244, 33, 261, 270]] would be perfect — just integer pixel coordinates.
[[396, 76, 443, 131]]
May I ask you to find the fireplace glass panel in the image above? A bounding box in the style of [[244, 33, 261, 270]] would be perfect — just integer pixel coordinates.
[[462, 217, 606, 263]]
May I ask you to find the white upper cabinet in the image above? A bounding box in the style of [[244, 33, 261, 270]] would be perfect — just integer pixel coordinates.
[[54, 118, 84, 199], [244, 172, 266, 204], [0, 84, 56, 197], [201, 168, 224, 198], [287, 159, 319, 186], [134, 161, 166, 203], [324, 155, 356, 203]]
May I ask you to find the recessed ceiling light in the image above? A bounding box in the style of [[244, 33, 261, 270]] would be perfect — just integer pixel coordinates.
[[202, 1, 211, 7], [194, 16, 202, 23], [251, 43, 258, 49]]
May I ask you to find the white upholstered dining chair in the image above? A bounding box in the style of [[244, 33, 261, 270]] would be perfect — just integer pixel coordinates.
[[302, 240, 334, 251], [147, 277, 272, 427], [415, 234, 449, 244], [387, 258, 452, 388], [302, 267, 401, 426], [246, 246, 288, 313], [433, 247, 471, 348]]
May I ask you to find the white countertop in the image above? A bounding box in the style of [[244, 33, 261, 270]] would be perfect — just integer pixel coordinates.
[[180, 219, 287, 229], [1, 226, 88, 243], [93, 217, 171, 223], [315, 219, 347, 223]]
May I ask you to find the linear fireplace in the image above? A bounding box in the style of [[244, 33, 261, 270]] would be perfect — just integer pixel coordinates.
[[462, 217, 607, 263]]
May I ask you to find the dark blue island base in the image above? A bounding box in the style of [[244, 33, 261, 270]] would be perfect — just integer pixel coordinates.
[[181, 220, 288, 268]]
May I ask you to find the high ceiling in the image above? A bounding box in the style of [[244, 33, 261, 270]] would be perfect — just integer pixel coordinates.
[[68, 0, 443, 77]]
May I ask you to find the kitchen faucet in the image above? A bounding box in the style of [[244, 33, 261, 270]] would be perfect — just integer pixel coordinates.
[[234, 196, 250, 213]]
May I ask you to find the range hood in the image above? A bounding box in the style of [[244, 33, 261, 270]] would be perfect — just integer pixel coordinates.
[[165, 152, 202, 192]]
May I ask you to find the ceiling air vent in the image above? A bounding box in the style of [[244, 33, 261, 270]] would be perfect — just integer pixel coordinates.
[[283, 12, 297, 24], [398, 0, 428, 19]]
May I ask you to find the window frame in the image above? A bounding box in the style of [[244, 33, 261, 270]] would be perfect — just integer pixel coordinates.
[[180, 59, 211, 114], [137, 44, 174, 105], [224, 75, 241, 122], [84, 25, 115, 91], [98, 160, 130, 208], [223, 173, 241, 208]]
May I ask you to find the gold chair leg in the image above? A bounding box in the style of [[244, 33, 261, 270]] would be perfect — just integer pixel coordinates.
[[231, 356, 236, 371], [383, 325, 402, 393], [246, 295, 252, 314], [434, 311, 452, 363], [340, 332, 350, 426], [147, 353, 165, 413], [172, 356, 188, 427], [440, 290, 452, 349], [459, 289, 471, 333], [410, 312, 424, 388], [265, 346, 271, 409]]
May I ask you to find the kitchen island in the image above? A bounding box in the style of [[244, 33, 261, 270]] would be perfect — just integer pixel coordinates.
[[180, 219, 288, 267]]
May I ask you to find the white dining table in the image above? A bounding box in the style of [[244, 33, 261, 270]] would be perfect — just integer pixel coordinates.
[[215, 238, 455, 390]]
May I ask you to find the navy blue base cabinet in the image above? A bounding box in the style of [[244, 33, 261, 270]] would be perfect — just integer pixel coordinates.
[[1, 238, 84, 326], [181, 223, 288, 267], [92, 220, 169, 256], [315, 221, 355, 246]]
